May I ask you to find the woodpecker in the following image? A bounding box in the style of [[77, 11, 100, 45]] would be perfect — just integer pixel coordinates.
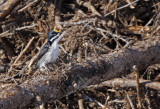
[[36, 30, 65, 71]]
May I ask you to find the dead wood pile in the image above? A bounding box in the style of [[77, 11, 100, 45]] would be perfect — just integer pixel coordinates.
[[0, 0, 160, 108]]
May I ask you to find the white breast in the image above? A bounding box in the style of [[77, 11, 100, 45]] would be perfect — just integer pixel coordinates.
[[37, 41, 60, 71], [46, 41, 59, 64]]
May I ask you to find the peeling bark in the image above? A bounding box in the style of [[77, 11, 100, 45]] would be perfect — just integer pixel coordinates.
[[0, 37, 160, 109]]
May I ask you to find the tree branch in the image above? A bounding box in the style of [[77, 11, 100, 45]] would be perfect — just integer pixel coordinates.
[[0, 0, 22, 20]]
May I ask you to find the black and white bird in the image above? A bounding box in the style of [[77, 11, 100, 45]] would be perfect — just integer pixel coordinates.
[[36, 30, 65, 71]]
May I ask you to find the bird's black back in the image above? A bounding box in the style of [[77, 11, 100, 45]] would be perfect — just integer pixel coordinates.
[[36, 42, 51, 67]]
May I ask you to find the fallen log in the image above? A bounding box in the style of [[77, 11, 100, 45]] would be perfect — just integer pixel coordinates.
[[86, 78, 160, 91], [0, 36, 160, 108]]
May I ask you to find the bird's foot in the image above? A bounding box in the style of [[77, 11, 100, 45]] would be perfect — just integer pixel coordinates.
[[39, 66, 50, 73]]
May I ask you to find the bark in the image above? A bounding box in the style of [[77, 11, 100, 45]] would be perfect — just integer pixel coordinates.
[[0, 36, 160, 108]]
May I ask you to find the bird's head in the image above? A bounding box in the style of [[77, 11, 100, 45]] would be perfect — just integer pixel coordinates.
[[47, 30, 65, 45], [48, 30, 59, 42]]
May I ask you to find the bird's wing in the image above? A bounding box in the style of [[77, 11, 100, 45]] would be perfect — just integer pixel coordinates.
[[36, 42, 50, 61]]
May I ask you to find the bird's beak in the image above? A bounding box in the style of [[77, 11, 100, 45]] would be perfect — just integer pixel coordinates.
[[56, 32, 66, 42], [59, 32, 66, 40]]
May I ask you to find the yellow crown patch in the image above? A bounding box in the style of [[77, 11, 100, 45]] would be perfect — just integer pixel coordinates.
[[54, 30, 59, 32]]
